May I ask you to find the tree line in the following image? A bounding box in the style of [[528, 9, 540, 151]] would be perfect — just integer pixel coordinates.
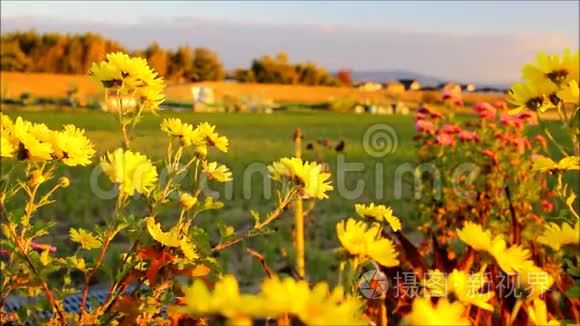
[[1, 31, 348, 86]]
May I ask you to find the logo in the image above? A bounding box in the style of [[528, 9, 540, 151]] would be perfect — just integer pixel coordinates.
[[358, 269, 389, 299]]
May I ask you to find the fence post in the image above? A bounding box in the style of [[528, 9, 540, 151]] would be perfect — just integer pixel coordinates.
[[293, 128, 305, 278]]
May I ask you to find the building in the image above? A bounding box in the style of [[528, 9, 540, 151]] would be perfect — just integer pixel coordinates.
[[460, 83, 476, 92]]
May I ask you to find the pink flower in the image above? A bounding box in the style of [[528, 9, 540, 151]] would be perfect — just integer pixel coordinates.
[[415, 120, 436, 134], [511, 137, 531, 154], [493, 100, 508, 111], [416, 105, 443, 119], [436, 132, 456, 146], [440, 123, 461, 134], [30, 241, 57, 252], [500, 112, 538, 129], [473, 102, 496, 120], [414, 111, 429, 121], [458, 130, 480, 142], [500, 114, 523, 129], [516, 112, 537, 126]]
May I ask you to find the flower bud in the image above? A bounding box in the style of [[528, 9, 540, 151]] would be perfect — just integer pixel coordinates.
[[59, 176, 71, 188], [180, 193, 198, 210]]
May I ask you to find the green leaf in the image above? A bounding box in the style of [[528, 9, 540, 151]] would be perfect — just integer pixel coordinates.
[[566, 284, 580, 298], [250, 210, 261, 228]]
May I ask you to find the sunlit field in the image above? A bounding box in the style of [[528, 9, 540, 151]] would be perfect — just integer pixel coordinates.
[[1, 2, 579, 324]]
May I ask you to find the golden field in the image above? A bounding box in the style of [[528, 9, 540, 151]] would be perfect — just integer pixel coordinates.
[[0, 72, 504, 105]]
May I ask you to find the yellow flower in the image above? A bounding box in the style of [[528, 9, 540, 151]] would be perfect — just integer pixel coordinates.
[[12, 117, 53, 161], [537, 220, 580, 250], [1, 136, 15, 158], [489, 237, 532, 274], [259, 276, 365, 325], [89, 52, 166, 109], [507, 81, 558, 114], [0, 115, 15, 158], [355, 203, 402, 231], [456, 221, 494, 252], [402, 297, 470, 326], [268, 157, 333, 199], [136, 83, 165, 110], [526, 298, 559, 326], [160, 118, 202, 147], [196, 122, 228, 152], [52, 125, 95, 166], [1, 113, 13, 131], [179, 192, 198, 210], [203, 161, 232, 182], [533, 155, 580, 173], [59, 176, 71, 188], [518, 263, 554, 298], [181, 275, 262, 319], [423, 269, 495, 311], [100, 148, 158, 196], [179, 238, 199, 261], [557, 80, 579, 105], [457, 222, 532, 274], [70, 228, 102, 250], [522, 49, 579, 86], [145, 217, 180, 247], [69, 256, 87, 271], [336, 218, 399, 267]]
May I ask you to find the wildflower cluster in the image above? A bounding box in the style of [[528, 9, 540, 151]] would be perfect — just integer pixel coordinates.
[[268, 157, 333, 199], [1, 114, 95, 165], [89, 52, 165, 110], [508, 50, 579, 114], [90, 52, 166, 147], [2, 49, 579, 325], [176, 275, 366, 325]]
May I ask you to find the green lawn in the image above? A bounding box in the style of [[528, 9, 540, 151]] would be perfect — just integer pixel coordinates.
[[2, 107, 574, 282], [2, 108, 421, 281]]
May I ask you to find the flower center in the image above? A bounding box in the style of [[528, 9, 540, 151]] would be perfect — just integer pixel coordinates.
[[525, 97, 544, 111], [546, 69, 568, 84]]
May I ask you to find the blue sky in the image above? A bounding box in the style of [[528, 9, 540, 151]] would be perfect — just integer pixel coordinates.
[[2, 1, 579, 83]]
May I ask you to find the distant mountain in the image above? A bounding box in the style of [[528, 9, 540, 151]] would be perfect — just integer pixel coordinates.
[[349, 70, 443, 87]]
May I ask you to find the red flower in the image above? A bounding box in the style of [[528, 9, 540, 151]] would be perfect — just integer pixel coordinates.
[[458, 130, 480, 142], [437, 132, 456, 147], [416, 120, 436, 134], [540, 200, 554, 213]]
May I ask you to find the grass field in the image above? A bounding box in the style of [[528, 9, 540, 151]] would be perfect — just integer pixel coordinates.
[[2, 108, 423, 281], [1, 72, 504, 105], [1, 107, 572, 282]]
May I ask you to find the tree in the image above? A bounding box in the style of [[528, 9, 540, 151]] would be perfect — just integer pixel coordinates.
[[0, 39, 30, 71], [191, 48, 225, 81], [168, 46, 194, 81], [144, 42, 169, 77], [336, 69, 352, 87], [230, 68, 255, 83]]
